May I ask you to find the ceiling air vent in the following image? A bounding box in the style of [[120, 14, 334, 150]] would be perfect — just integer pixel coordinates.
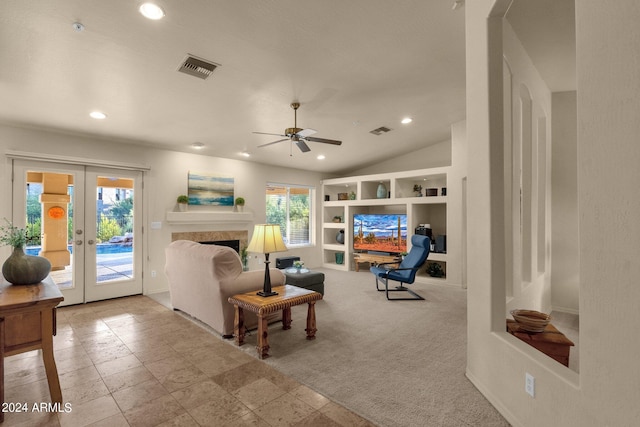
[[369, 126, 392, 136], [178, 55, 220, 80]]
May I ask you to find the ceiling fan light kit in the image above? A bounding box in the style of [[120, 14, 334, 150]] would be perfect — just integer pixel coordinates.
[[253, 102, 342, 153]]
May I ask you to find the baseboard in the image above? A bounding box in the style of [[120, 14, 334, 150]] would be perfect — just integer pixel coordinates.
[[465, 369, 523, 427]]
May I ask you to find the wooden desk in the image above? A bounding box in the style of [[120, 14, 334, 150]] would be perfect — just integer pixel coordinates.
[[506, 319, 574, 367], [1, 276, 64, 422], [353, 253, 400, 272], [228, 285, 322, 359]]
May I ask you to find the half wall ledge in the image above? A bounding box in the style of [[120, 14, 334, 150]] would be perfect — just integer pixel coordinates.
[[166, 211, 254, 224]]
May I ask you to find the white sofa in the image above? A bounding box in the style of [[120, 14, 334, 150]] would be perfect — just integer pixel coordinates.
[[164, 240, 285, 337]]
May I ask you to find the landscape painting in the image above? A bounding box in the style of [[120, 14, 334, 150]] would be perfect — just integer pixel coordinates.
[[187, 171, 234, 206], [353, 213, 407, 254]]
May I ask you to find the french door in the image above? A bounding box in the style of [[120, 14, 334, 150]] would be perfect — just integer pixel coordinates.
[[12, 160, 143, 306]]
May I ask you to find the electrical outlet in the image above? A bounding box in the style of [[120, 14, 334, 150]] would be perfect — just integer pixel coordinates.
[[151, 270, 157, 278], [525, 373, 535, 397]]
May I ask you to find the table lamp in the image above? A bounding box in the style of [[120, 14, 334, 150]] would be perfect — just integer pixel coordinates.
[[247, 224, 288, 297]]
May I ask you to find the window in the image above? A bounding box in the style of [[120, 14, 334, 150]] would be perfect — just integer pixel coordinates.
[[266, 183, 314, 246]]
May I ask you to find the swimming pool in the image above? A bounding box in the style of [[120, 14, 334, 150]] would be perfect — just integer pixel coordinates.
[[26, 243, 133, 256]]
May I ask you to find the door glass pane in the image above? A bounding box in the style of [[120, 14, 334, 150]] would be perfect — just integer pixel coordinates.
[[25, 173, 74, 289], [95, 176, 134, 283]]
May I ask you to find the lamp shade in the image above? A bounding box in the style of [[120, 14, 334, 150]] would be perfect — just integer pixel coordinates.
[[247, 224, 288, 254]]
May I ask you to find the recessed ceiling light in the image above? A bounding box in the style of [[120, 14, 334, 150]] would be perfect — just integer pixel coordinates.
[[191, 142, 204, 149], [317, 155, 326, 160], [139, 3, 165, 20], [401, 117, 413, 124], [241, 151, 250, 157], [89, 111, 106, 120]]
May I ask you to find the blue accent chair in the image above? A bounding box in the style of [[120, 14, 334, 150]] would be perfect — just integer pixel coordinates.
[[370, 234, 430, 300]]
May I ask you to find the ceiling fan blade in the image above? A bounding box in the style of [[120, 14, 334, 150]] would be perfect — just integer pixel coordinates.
[[304, 136, 343, 146], [296, 139, 311, 152], [253, 131, 287, 137], [258, 138, 289, 148], [296, 128, 317, 138]]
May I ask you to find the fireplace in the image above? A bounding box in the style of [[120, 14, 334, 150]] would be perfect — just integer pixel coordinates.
[[200, 239, 240, 254], [171, 230, 248, 252]]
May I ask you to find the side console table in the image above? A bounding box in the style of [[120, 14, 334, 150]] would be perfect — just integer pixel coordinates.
[[1, 276, 64, 422]]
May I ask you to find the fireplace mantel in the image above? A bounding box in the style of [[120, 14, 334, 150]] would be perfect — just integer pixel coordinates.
[[166, 211, 254, 225]]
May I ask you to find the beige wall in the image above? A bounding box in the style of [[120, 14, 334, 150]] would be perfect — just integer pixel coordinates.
[[551, 91, 579, 314], [0, 124, 326, 295], [466, 0, 640, 426], [502, 19, 553, 315], [345, 138, 452, 176]]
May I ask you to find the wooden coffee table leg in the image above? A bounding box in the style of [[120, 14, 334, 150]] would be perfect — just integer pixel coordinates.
[[256, 315, 270, 359], [305, 301, 317, 340], [282, 307, 292, 330], [234, 305, 245, 346]]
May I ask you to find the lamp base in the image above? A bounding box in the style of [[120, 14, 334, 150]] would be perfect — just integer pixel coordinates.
[[256, 290, 279, 297]]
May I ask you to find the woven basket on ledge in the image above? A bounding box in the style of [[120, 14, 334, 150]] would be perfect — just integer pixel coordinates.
[[510, 309, 551, 333]]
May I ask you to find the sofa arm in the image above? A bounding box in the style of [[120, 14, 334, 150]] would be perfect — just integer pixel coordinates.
[[232, 268, 286, 291]]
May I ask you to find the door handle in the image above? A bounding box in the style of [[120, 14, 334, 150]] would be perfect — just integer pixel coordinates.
[[87, 240, 95, 245], [75, 240, 83, 245]]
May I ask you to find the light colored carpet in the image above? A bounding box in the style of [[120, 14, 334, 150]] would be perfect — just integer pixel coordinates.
[[222, 269, 509, 427]]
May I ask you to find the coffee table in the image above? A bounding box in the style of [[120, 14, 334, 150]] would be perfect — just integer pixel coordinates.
[[228, 285, 322, 359]]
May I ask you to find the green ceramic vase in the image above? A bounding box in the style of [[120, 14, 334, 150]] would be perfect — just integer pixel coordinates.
[[2, 246, 52, 285]]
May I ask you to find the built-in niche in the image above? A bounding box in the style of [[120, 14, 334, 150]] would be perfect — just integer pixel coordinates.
[[503, 0, 578, 372]]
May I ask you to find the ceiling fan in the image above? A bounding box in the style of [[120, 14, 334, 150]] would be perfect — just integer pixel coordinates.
[[253, 102, 342, 153]]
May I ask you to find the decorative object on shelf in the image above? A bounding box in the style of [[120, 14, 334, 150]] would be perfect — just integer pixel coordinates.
[[335, 252, 344, 264], [247, 224, 288, 297], [336, 229, 345, 244], [441, 187, 447, 196], [235, 197, 245, 212], [337, 192, 348, 200], [426, 262, 444, 278], [349, 191, 356, 200], [413, 184, 423, 197], [510, 309, 551, 333], [1, 218, 51, 285], [176, 195, 189, 212], [324, 195, 330, 201], [376, 182, 387, 199], [293, 260, 305, 271], [188, 171, 234, 206], [47, 206, 65, 220], [426, 188, 438, 196], [332, 215, 342, 223]]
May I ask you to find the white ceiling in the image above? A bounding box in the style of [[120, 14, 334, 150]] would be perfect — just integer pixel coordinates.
[[0, 0, 467, 174], [0, 1, 576, 175]]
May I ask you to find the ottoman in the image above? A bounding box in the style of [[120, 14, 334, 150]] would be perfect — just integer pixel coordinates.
[[283, 269, 325, 295]]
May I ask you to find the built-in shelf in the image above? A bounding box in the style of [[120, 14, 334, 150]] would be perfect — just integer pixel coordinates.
[[321, 166, 456, 286], [166, 211, 254, 224]]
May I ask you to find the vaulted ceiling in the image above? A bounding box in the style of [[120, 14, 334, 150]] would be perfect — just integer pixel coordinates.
[[0, 1, 575, 175], [0, 0, 466, 174]]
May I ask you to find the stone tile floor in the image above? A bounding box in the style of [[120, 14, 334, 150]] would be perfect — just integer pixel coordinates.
[[2, 295, 374, 426]]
